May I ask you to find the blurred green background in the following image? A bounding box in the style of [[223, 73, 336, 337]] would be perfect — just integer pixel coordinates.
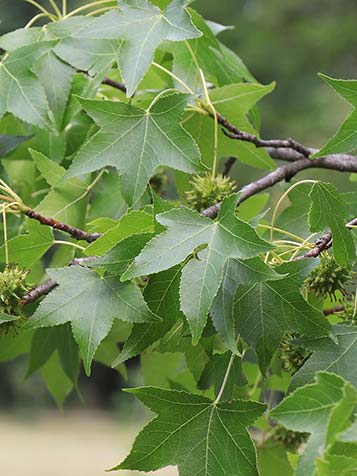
[[0, 1, 356, 474]]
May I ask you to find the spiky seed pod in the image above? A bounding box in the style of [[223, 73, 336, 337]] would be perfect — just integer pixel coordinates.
[[304, 255, 351, 300], [280, 333, 310, 374], [0, 266, 29, 315], [272, 425, 309, 452], [184, 173, 236, 212]]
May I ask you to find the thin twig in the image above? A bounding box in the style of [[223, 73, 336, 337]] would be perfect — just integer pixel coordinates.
[[25, 208, 102, 243], [323, 305, 345, 316], [69, 256, 98, 266], [214, 110, 311, 157], [102, 77, 127, 93], [292, 218, 357, 262], [20, 280, 58, 306], [222, 157, 237, 177], [291, 232, 332, 261]]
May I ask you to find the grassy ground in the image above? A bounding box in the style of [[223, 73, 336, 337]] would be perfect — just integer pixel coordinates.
[[0, 411, 177, 476]]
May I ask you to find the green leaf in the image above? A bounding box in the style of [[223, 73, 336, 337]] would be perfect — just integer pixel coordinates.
[[184, 82, 276, 170], [0, 134, 31, 157], [25, 266, 159, 375], [27, 325, 80, 385], [164, 9, 224, 89], [233, 278, 330, 373], [318, 74, 357, 106], [258, 440, 294, 476], [211, 257, 283, 354], [314, 74, 357, 156], [276, 183, 312, 240], [0, 331, 32, 362], [0, 310, 20, 324], [114, 265, 183, 364], [32, 50, 74, 132], [31, 149, 90, 229], [316, 454, 357, 476], [85, 209, 154, 255], [275, 259, 319, 287], [0, 42, 55, 129], [41, 351, 74, 408], [271, 372, 357, 476], [0, 219, 54, 268], [92, 233, 154, 275], [141, 352, 183, 387], [198, 351, 247, 400], [210, 42, 257, 86], [290, 324, 357, 391], [67, 93, 203, 206], [75, 0, 201, 96], [314, 110, 357, 156], [0, 27, 45, 51], [309, 182, 355, 265], [116, 386, 265, 475], [54, 37, 119, 77], [123, 195, 273, 343], [27, 327, 59, 377]]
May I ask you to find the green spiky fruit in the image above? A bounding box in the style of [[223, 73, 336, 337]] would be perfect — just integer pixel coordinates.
[[304, 255, 351, 300], [0, 266, 29, 315], [280, 333, 310, 374], [272, 425, 309, 452], [184, 173, 236, 212]]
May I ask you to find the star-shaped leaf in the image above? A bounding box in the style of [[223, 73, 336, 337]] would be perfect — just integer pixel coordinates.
[[115, 387, 265, 476], [271, 372, 357, 476], [66, 92, 203, 206], [309, 182, 355, 266], [233, 277, 330, 373], [25, 266, 159, 375], [0, 17, 120, 132], [76, 0, 201, 96], [290, 324, 357, 391], [123, 195, 273, 343]]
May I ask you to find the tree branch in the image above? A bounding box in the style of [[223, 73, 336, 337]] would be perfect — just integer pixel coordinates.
[[323, 305, 345, 316], [215, 111, 311, 157], [222, 156, 237, 177], [102, 77, 127, 93], [25, 208, 102, 243], [292, 232, 333, 261], [20, 279, 57, 305], [201, 154, 357, 219]]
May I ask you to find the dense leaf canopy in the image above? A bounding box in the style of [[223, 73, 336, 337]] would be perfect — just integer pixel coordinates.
[[0, 1, 356, 475]]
